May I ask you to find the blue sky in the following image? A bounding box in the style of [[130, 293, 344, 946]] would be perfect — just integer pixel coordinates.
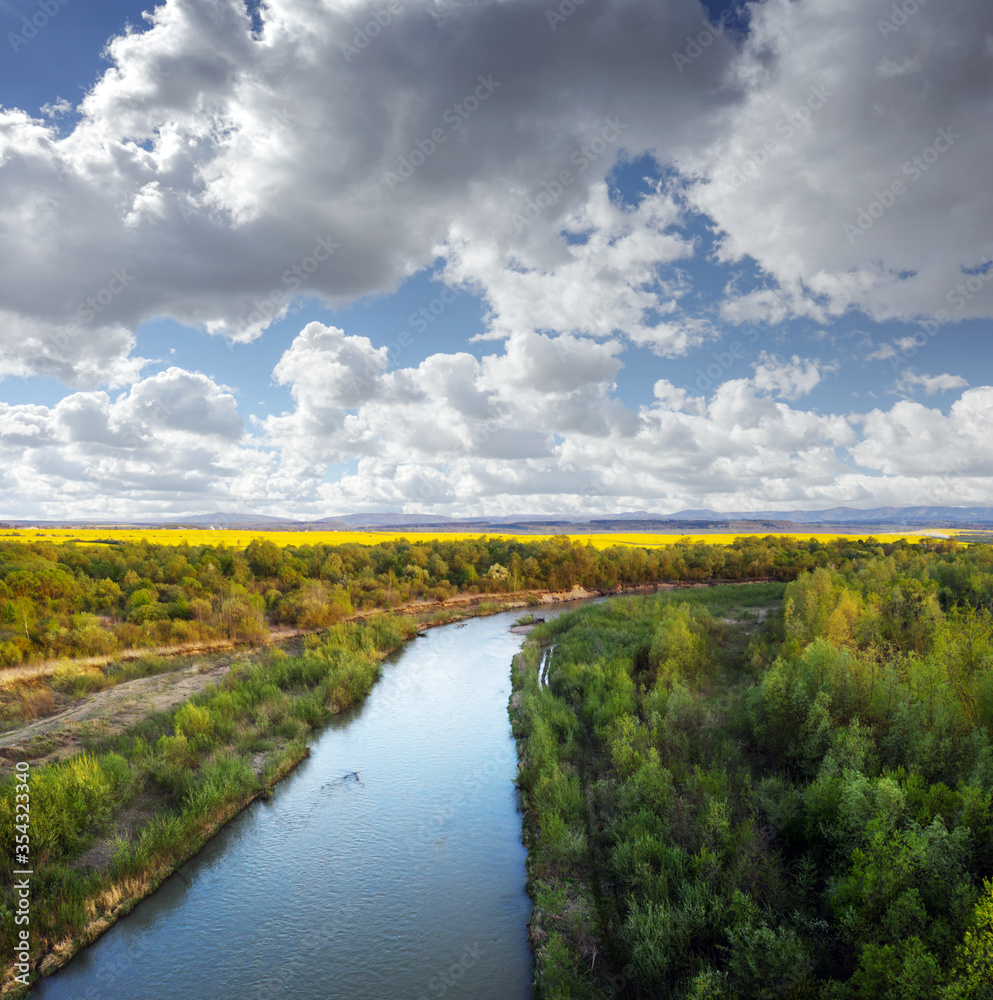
[[0, 0, 990, 519]]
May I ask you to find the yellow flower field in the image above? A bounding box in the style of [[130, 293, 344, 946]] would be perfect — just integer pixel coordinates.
[[0, 526, 960, 549]]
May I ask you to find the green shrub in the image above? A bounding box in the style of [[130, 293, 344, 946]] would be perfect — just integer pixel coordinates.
[[174, 702, 215, 746], [2, 754, 114, 861], [157, 733, 195, 770]]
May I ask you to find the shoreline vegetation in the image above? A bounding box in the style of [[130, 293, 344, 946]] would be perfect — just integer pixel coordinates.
[[1, 534, 989, 995], [510, 550, 993, 997], [0, 580, 733, 996], [0, 613, 419, 996]]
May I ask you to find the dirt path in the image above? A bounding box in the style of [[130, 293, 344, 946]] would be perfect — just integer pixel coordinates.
[[0, 657, 239, 773], [0, 627, 308, 688]]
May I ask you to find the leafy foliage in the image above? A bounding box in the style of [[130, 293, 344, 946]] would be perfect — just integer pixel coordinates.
[[3, 533, 983, 674], [511, 545, 993, 998]]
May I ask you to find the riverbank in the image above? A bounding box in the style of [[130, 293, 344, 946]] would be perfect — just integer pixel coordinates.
[[19, 602, 537, 1000], [508, 583, 788, 998], [0, 579, 720, 756], [510, 559, 993, 995], [0, 582, 592, 995], [0, 578, 764, 995], [0, 616, 419, 996]]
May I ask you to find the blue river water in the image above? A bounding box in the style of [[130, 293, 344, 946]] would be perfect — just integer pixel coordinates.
[[29, 606, 549, 1000]]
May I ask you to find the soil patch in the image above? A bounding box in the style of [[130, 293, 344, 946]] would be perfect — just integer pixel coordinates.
[[0, 658, 238, 775]]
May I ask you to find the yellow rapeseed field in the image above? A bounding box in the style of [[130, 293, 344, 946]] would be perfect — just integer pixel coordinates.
[[0, 526, 959, 549]]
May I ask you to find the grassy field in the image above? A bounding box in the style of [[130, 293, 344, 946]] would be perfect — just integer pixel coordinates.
[[0, 527, 958, 549]]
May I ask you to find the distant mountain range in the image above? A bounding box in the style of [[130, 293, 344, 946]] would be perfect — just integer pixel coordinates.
[[662, 506, 993, 526], [3, 505, 992, 532]]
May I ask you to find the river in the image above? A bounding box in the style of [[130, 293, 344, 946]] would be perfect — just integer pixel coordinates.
[[29, 605, 564, 1000]]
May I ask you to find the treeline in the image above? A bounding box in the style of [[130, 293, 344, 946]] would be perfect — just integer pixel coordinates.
[[512, 547, 993, 998], [1, 533, 989, 670]]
